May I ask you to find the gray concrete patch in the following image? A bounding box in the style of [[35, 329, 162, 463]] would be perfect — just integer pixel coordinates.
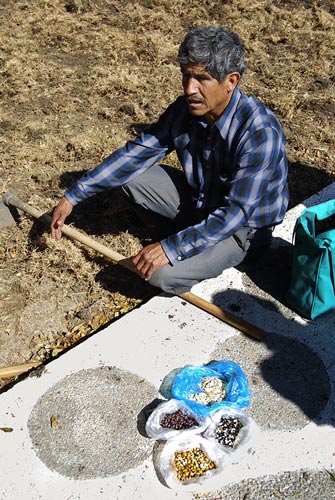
[[28, 367, 159, 479], [195, 469, 335, 500]]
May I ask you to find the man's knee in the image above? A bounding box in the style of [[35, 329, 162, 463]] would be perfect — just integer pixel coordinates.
[[244, 226, 274, 263], [148, 265, 187, 295], [119, 175, 143, 204], [148, 265, 173, 292]]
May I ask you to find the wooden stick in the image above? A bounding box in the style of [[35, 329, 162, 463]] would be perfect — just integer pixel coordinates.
[[180, 292, 265, 340], [0, 361, 42, 379], [3, 192, 267, 341]]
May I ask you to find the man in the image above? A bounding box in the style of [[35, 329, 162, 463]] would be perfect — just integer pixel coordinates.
[[51, 26, 289, 294]]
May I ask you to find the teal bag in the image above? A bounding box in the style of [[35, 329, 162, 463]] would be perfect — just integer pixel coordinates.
[[286, 200, 335, 320]]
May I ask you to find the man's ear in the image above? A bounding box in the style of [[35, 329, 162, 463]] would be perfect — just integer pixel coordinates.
[[226, 72, 241, 92]]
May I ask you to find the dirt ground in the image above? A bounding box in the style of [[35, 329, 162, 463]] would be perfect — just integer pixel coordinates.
[[0, 0, 334, 387]]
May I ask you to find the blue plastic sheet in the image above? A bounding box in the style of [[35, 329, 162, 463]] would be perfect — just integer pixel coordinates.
[[171, 360, 250, 415]]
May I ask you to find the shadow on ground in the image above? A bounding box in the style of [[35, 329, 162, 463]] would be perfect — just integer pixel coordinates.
[[209, 238, 334, 429]]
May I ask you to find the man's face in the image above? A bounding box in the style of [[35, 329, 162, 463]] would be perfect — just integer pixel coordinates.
[[181, 64, 239, 125]]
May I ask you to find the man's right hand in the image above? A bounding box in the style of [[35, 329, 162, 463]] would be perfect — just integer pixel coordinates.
[[50, 196, 74, 240]]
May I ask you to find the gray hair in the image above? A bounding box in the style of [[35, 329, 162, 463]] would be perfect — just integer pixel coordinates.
[[178, 26, 246, 81]]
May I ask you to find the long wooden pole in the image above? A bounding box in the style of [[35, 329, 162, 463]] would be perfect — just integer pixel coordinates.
[[180, 291, 266, 340]]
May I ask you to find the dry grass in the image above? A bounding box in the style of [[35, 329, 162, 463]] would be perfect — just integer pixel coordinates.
[[0, 0, 334, 383]]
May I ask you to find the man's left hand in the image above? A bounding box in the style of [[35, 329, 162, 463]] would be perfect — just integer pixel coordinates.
[[132, 242, 169, 281]]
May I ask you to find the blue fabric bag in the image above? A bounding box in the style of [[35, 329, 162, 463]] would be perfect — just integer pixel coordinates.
[[285, 199, 335, 319]]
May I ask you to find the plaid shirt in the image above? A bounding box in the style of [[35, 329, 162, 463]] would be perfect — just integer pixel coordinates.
[[66, 88, 289, 265]]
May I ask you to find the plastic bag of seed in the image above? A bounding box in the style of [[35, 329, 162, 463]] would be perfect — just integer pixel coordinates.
[[203, 406, 258, 457], [171, 360, 250, 416], [158, 433, 228, 492], [145, 399, 211, 440]]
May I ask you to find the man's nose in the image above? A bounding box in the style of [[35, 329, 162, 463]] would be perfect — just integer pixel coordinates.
[[184, 77, 198, 96]]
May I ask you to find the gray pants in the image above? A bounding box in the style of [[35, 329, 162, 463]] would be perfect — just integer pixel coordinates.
[[121, 165, 272, 294]]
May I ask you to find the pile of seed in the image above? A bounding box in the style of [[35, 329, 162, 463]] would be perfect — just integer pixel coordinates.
[[215, 416, 243, 447], [188, 376, 227, 406], [174, 447, 216, 482], [160, 409, 199, 430]]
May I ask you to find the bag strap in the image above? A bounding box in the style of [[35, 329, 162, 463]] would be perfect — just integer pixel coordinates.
[[325, 241, 335, 292], [299, 211, 316, 237], [299, 200, 335, 238]]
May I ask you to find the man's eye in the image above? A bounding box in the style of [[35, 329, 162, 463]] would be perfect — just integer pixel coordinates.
[[182, 73, 209, 82]]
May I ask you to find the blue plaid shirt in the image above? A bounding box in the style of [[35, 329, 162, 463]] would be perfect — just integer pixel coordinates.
[[66, 88, 289, 265]]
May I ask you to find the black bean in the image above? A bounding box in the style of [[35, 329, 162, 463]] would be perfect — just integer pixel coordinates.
[[214, 416, 243, 447]]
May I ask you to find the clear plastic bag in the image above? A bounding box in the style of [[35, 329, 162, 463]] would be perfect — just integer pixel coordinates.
[[158, 433, 228, 492], [171, 360, 250, 416], [145, 399, 210, 440], [203, 406, 258, 457]]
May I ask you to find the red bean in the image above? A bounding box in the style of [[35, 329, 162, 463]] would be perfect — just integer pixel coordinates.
[[160, 409, 199, 430]]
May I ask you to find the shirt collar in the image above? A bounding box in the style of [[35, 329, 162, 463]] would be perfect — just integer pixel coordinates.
[[190, 87, 241, 139], [214, 87, 241, 140]]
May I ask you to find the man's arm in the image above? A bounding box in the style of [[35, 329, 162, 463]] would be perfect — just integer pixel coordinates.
[[161, 126, 288, 264], [61, 100, 181, 206], [49, 133, 168, 240], [50, 100, 180, 238]]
